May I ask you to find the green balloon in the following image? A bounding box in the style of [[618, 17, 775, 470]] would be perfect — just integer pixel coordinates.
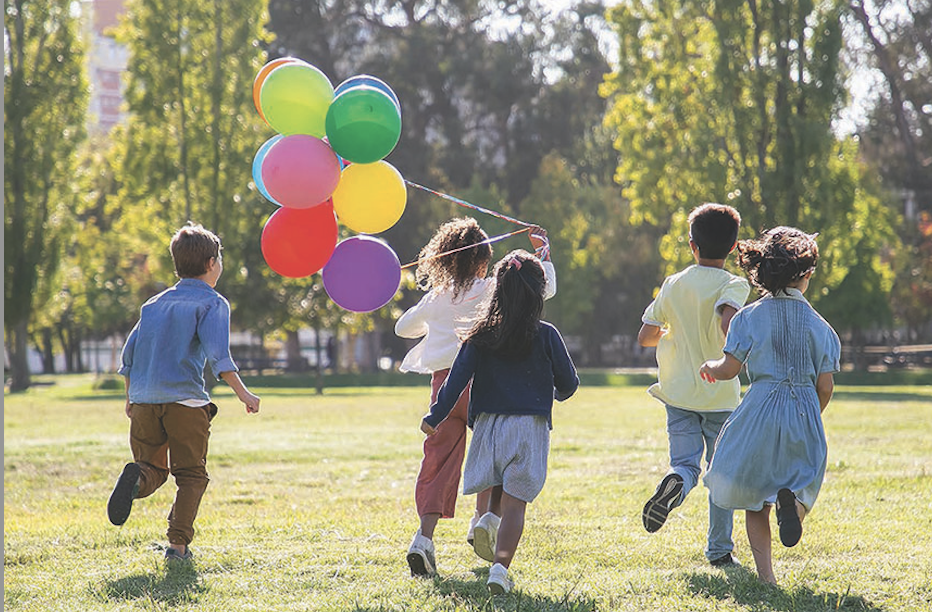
[[325, 86, 402, 164], [260, 63, 333, 137]]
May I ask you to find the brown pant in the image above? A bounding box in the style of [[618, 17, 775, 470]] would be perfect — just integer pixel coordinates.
[[415, 370, 471, 518], [129, 402, 216, 546]]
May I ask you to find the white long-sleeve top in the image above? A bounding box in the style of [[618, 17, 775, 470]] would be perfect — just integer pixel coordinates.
[[395, 261, 556, 374]]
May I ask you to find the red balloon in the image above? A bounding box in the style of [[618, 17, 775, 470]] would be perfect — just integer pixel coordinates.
[[261, 202, 338, 278]]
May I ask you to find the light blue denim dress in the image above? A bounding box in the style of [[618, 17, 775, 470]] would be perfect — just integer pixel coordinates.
[[704, 289, 841, 512]]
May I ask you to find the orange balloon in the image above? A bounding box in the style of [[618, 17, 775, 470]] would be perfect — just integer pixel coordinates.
[[253, 57, 305, 122]]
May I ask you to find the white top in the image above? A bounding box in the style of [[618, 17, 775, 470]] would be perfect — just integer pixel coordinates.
[[395, 261, 557, 374]]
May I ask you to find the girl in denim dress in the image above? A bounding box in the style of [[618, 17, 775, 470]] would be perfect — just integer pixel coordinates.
[[699, 227, 841, 585]]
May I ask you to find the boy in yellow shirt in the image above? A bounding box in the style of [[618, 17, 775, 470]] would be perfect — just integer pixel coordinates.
[[637, 203, 749, 566]]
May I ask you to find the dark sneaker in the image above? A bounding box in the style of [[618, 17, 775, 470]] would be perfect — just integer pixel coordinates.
[[642, 473, 684, 533], [107, 462, 141, 526], [776, 488, 802, 547], [709, 553, 741, 567], [165, 547, 194, 562]]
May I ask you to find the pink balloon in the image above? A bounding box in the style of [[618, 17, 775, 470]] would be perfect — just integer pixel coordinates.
[[261, 135, 340, 209]]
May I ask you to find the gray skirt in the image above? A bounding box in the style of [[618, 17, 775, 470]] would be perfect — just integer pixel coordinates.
[[463, 413, 550, 503]]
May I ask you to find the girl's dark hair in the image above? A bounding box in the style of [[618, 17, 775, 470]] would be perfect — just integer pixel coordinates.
[[737, 226, 819, 295], [465, 249, 545, 358], [170, 222, 221, 278], [416, 217, 493, 300]]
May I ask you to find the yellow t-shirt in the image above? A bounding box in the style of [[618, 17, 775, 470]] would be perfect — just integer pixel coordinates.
[[641, 265, 750, 411]]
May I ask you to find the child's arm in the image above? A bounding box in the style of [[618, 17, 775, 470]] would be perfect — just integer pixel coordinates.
[[637, 323, 663, 347], [720, 304, 738, 336], [219, 370, 261, 414], [421, 343, 477, 435], [816, 372, 834, 413], [699, 353, 743, 382], [123, 375, 132, 419]]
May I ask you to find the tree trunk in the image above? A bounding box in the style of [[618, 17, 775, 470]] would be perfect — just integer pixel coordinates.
[[314, 322, 324, 395], [284, 329, 306, 372], [38, 328, 56, 374], [7, 319, 32, 392]]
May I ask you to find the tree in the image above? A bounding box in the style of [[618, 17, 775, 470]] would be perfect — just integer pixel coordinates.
[[849, 0, 932, 340], [602, 0, 899, 344], [4, 0, 88, 390], [107, 0, 279, 349]]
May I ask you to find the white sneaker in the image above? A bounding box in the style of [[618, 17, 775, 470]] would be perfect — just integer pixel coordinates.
[[487, 562, 513, 594], [406, 529, 436, 577], [472, 512, 500, 562]]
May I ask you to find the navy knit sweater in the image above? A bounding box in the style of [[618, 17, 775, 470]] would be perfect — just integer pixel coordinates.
[[424, 321, 579, 429]]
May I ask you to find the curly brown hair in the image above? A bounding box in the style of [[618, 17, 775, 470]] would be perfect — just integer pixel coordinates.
[[737, 226, 819, 295], [416, 218, 493, 299]]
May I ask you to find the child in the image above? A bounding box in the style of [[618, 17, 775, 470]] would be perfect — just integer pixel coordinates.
[[637, 203, 750, 567], [108, 223, 260, 561], [700, 226, 840, 585], [397, 218, 556, 577], [420, 249, 578, 594]]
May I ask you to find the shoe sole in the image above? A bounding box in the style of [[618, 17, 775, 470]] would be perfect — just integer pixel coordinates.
[[776, 488, 802, 547], [472, 525, 495, 562], [642, 474, 684, 533], [488, 581, 509, 595], [107, 463, 141, 526], [406, 551, 435, 577]]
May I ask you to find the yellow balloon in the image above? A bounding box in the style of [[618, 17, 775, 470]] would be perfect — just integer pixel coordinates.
[[332, 161, 407, 234]]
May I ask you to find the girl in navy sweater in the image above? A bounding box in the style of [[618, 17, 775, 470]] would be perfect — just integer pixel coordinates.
[[421, 249, 578, 594]]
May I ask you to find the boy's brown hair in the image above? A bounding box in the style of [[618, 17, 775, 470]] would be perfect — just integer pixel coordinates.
[[688, 203, 741, 260], [170, 223, 222, 278]]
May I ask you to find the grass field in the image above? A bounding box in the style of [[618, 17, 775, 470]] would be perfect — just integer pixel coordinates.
[[4, 375, 932, 611]]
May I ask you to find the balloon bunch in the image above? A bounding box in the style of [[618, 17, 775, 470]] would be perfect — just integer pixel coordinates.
[[252, 57, 406, 313]]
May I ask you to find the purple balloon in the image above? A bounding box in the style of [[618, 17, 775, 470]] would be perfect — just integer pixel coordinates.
[[322, 236, 401, 312]]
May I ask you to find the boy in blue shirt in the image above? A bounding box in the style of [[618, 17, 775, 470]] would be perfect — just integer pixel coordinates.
[[637, 203, 749, 566], [108, 223, 260, 561]]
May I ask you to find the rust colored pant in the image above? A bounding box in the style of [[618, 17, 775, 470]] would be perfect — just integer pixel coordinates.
[[129, 402, 216, 546], [415, 370, 471, 518]]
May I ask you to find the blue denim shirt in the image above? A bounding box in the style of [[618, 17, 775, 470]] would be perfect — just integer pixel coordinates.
[[119, 278, 239, 404]]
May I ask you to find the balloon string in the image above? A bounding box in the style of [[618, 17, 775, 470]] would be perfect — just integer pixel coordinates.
[[400, 227, 531, 270], [404, 180, 533, 227]]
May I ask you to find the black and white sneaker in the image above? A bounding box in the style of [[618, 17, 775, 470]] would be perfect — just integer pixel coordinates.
[[642, 473, 684, 533], [405, 529, 437, 577], [107, 462, 141, 526]]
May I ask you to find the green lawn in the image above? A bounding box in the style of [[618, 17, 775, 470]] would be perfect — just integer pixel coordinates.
[[4, 375, 932, 611]]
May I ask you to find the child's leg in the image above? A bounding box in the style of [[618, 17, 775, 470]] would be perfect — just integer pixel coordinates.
[[415, 373, 469, 538], [665, 406, 705, 498], [745, 507, 776, 584], [475, 488, 492, 517], [128, 404, 171, 497], [494, 491, 527, 569], [701, 411, 735, 562], [162, 403, 213, 553], [643, 406, 702, 532]]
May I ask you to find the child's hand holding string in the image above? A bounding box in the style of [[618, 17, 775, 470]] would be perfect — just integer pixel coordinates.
[[528, 226, 551, 261]]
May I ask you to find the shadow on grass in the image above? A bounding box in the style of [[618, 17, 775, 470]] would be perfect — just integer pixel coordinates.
[[413, 567, 597, 612], [685, 566, 884, 612], [96, 561, 208, 606]]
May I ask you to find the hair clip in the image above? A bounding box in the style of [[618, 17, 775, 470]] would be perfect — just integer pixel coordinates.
[[508, 256, 523, 270]]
